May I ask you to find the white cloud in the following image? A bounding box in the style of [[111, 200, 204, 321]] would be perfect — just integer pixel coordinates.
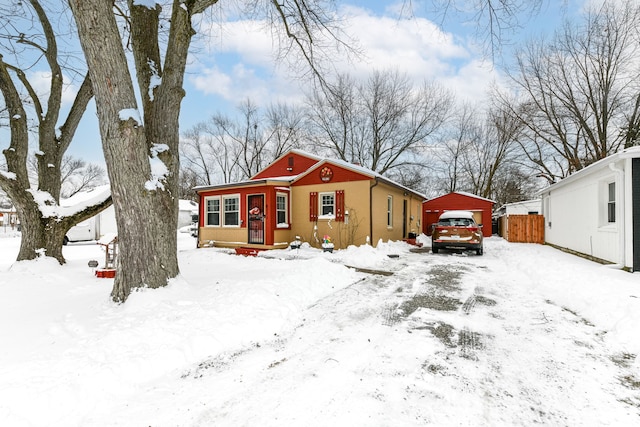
[[440, 59, 502, 103], [27, 70, 80, 110], [188, 3, 501, 111], [190, 66, 234, 99]]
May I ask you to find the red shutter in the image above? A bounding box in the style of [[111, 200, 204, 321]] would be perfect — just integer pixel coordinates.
[[336, 190, 345, 222], [309, 192, 318, 221]]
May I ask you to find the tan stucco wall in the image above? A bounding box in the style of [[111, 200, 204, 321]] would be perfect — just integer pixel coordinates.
[[290, 180, 371, 249], [371, 183, 423, 245], [199, 226, 247, 247], [290, 180, 423, 249], [273, 228, 294, 247]]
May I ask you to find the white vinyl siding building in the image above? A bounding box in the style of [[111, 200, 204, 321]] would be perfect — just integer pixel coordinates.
[[538, 147, 640, 270]]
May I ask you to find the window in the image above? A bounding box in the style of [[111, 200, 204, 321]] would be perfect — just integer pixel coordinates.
[[223, 195, 240, 226], [311, 191, 344, 222], [608, 182, 616, 223], [205, 197, 220, 226], [276, 193, 289, 226], [387, 196, 393, 227], [320, 192, 335, 217]]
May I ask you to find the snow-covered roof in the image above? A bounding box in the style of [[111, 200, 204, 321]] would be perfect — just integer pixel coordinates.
[[292, 157, 428, 200], [195, 149, 427, 200], [43, 184, 112, 218], [453, 191, 495, 203], [425, 191, 495, 204], [179, 199, 198, 212], [194, 177, 296, 192], [536, 146, 640, 195]]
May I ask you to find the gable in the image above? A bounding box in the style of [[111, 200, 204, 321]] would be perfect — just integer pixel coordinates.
[[293, 162, 372, 186], [252, 151, 321, 180]]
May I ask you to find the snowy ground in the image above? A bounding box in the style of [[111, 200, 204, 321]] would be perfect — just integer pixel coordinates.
[[0, 230, 639, 426]]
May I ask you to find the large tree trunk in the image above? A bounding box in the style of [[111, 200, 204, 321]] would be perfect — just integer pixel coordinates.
[[13, 201, 64, 263], [69, 0, 180, 302], [6, 185, 112, 264]]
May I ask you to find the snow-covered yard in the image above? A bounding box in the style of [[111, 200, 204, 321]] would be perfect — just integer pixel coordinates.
[[0, 231, 639, 426]]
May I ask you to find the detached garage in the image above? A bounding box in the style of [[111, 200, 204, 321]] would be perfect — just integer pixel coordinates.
[[423, 191, 494, 237]]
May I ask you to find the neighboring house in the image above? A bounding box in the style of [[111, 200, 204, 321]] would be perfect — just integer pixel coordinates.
[[63, 186, 197, 243], [422, 192, 494, 237], [493, 199, 543, 243], [194, 150, 426, 251], [0, 204, 18, 231], [538, 146, 640, 271], [64, 207, 117, 244], [178, 200, 199, 228]]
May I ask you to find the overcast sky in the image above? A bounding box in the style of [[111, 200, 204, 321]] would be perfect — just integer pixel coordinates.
[[69, 0, 591, 164]]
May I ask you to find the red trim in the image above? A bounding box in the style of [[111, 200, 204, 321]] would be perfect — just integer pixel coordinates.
[[310, 192, 318, 221], [336, 190, 345, 222]]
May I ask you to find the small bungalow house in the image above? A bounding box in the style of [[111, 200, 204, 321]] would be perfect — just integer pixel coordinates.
[[422, 192, 494, 237], [194, 150, 426, 251], [538, 146, 640, 271]]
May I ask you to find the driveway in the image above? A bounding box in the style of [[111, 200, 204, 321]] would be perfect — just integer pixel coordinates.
[[175, 239, 640, 425]]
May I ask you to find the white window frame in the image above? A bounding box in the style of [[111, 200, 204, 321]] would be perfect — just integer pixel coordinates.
[[222, 194, 241, 227], [598, 179, 617, 228], [204, 196, 221, 227], [276, 192, 289, 228], [319, 192, 335, 219], [387, 195, 393, 228], [607, 181, 616, 223]]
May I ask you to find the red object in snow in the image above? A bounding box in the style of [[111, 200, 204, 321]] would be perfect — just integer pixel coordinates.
[[234, 247, 264, 257], [95, 268, 116, 278]]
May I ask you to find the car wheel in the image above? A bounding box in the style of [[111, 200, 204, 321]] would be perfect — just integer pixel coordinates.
[[476, 246, 483, 255]]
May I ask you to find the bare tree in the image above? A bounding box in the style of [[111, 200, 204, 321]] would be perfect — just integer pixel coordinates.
[[490, 165, 540, 206], [500, 0, 640, 182], [431, 103, 478, 194], [60, 157, 106, 198], [180, 123, 226, 186], [0, 1, 110, 264], [264, 102, 308, 158], [69, 0, 351, 302], [180, 99, 307, 185], [431, 101, 525, 203], [307, 69, 453, 174], [177, 168, 200, 201], [462, 107, 522, 199], [426, 0, 544, 57]]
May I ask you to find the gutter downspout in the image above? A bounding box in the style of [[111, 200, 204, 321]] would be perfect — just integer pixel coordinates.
[[608, 162, 625, 268], [369, 177, 379, 245]]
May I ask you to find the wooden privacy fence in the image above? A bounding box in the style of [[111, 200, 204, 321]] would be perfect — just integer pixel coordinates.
[[503, 214, 545, 244]]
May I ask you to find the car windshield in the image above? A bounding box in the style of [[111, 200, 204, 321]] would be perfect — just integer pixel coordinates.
[[438, 218, 473, 226]]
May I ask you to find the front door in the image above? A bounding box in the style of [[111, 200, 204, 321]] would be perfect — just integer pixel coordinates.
[[248, 194, 265, 244]]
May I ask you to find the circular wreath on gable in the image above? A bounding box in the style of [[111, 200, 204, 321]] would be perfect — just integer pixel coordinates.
[[320, 166, 333, 182]]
